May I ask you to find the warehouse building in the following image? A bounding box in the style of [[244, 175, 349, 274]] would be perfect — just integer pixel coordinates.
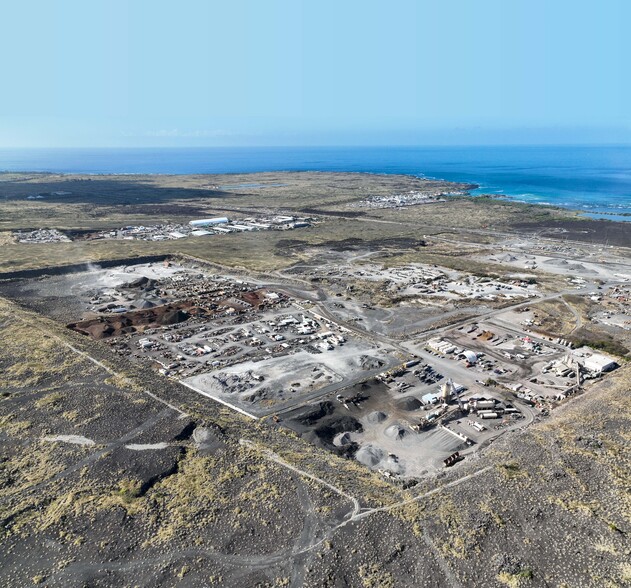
[[583, 353, 618, 374], [189, 217, 229, 227]]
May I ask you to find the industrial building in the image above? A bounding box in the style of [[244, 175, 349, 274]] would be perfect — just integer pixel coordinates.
[[189, 217, 230, 227], [582, 353, 618, 374]]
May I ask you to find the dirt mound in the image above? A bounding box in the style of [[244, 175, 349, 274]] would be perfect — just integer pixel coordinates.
[[69, 303, 191, 339], [499, 254, 518, 262], [159, 309, 190, 325], [240, 289, 276, 308], [315, 416, 363, 443], [366, 411, 387, 424], [544, 258, 565, 265], [118, 276, 157, 291], [129, 299, 156, 310], [396, 397, 422, 411], [567, 263, 596, 274], [298, 402, 335, 426], [333, 432, 352, 447], [359, 355, 385, 370], [82, 320, 117, 340], [384, 424, 407, 439], [192, 425, 226, 455], [356, 445, 384, 467]]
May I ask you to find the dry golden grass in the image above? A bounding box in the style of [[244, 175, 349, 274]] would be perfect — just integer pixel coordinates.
[[0, 171, 575, 275], [0, 231, 15, 245]]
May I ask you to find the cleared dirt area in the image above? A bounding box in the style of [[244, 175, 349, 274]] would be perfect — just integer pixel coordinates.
[[281, 380, 469, 478], [184, 355, 345, 413]]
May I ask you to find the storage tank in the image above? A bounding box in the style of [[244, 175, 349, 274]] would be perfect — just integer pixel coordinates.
[[476, 400, 496, 410], [480, 412, 499, 419]]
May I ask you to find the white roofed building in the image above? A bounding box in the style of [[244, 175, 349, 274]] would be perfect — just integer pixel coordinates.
[[189, 217, 229, 227], [583, 353, 617, 374]]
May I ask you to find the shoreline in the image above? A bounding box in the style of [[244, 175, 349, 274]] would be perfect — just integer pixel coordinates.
[[472, 191, 631, 223], [1, 171, 630, 240], [2, 167, 629, 222]]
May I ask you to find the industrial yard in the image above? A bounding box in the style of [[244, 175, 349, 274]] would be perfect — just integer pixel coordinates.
[[1, 246, 624, 479], [11, 214, 316, 244], [2, 259, 399, 421], [1, 171, 630, 588]]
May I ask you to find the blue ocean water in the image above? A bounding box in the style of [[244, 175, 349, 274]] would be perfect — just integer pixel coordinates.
[[0, 145, 630, 220]]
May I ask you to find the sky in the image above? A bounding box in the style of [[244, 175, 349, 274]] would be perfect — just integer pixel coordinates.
[[1, 0, 630, 147]]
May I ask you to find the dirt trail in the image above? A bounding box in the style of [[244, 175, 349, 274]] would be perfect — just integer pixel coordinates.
[[239, 436, 494, 587], [239, 439, 361, 518]]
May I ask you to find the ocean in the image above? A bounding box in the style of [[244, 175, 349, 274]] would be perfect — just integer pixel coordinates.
[[1, 145, 630, 221]]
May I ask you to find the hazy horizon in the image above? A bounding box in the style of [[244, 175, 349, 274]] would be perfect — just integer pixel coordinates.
[[2, 0, 629, 148], [3, 139, 631, 150]]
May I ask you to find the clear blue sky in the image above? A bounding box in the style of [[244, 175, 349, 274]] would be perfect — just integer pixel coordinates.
[[1, 0, 629, 147]]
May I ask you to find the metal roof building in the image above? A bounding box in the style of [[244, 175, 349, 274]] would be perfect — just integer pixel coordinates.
[[189, 217, 229, 227], [583, 354, 617, 374]]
